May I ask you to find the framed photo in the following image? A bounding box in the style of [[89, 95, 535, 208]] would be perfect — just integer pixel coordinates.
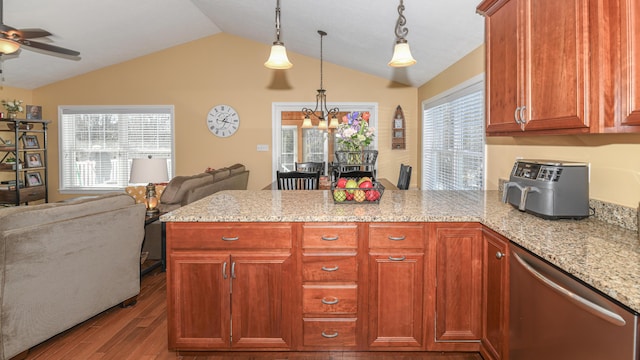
[[394, 130, 404, 138], [26, 153, 42, 168], [26, 105, 42, 120], [394, 118, 403, 129], [26, 172, 43, 187], [22, 135, 39, 149]]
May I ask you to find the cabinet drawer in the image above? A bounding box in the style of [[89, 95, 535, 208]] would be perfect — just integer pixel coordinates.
[[302, 255, 357, 282], [302, 285, 357, 314], [168, 223, 292, 250], [302, 223, 358, 249], [303, 318, 357, 347], [369, 223, 425, 249]]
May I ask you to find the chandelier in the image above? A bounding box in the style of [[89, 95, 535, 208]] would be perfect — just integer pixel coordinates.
[[301, 30, 339, 130], [388, 0, 417, 67]]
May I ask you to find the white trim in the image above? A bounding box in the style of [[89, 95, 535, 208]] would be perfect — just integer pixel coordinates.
[[422, 73, 485, 108]]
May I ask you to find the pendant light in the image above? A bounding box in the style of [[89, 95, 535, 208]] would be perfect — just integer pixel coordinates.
[[301, 30, 339, 130], [388, 0, 417, 67], [264, 0, 293, 69]]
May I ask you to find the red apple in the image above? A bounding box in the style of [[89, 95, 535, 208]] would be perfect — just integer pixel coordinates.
[[358, 180, 373, 189], [365, 190, 380, 201], [336, 178, 348, 188]]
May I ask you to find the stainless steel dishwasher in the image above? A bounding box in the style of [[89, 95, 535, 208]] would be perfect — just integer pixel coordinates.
[[510, 243, 639, 359]]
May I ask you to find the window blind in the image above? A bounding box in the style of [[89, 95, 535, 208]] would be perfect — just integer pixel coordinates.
[[422, 81, 485, 190], [59, 106, 174, 192]]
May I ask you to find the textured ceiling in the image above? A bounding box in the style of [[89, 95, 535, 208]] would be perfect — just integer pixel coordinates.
[[0, 0, 484, 90]]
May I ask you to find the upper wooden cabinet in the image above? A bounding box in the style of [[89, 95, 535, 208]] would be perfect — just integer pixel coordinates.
[[479, 0, 640, 135]]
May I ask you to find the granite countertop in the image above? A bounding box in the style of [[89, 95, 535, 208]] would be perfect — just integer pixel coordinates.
[[161, 189, 640, 313]]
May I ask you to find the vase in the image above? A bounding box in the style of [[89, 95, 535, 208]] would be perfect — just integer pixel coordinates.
[[8, 112, 17, 119]]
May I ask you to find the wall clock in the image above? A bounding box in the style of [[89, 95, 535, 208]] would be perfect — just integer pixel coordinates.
[[207, 104, 240, 138]]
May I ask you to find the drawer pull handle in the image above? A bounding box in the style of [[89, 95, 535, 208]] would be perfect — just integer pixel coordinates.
[[388, 235, 406, 241], [321, 331, 339, 338], [388, 256, 406, 261], [321, 297, 339, 305], [321, 235, 339, 241], [222, 236, 239, 241], [321, 265, 339, 272]]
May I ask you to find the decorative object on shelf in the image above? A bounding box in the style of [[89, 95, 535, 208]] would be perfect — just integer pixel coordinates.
[[264, 0, 293, 69], [335, 111, 375, 152], [26, 172, 43, 186], [129, 156, 169, 216], [301, 30, 339, 130], [6, 122, 33, 131], [22, 134, 39, 149], [2, 99, 23, 119], [206, 104, 240, 137], [26, 105, 42, 120], [388, 0, 417, 67], [392, 105, 406, 150], [26, 153, 42, 168]]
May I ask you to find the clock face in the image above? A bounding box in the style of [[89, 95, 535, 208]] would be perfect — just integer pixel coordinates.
[[207, 104, 240, 138]]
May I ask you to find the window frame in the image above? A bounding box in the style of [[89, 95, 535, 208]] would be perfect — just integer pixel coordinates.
[[58, 105, 175, 194]]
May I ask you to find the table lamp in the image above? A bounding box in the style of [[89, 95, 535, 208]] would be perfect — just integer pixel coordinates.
[[129, 156, 169, 215]]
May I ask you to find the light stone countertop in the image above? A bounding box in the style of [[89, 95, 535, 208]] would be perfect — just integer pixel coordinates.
[[161, 189, 640, 313]]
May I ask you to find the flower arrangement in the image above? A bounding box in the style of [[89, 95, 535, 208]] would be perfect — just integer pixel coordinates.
[[335, 111, 375, 151], [2, 99, 24, 114]]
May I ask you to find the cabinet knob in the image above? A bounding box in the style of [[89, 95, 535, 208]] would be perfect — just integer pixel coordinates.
[[495, 251, 505, 260]]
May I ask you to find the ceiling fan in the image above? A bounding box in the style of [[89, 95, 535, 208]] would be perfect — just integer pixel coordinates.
[[0, 0, 79, 58]]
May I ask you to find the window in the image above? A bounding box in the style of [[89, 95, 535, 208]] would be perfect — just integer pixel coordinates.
[[59, 106, 174, 193], [281, 125, 298, 172], [422, 76, 485, 190]]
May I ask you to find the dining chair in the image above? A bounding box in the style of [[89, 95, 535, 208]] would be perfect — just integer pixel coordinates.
[[276, 171, 320, 190], [397, 164, 412, 190], [295, 161, 325, 176]]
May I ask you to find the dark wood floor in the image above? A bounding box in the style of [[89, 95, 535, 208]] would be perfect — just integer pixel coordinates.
[[25, 267, 484, 360]]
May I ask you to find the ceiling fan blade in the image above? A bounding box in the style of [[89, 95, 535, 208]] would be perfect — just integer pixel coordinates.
[[16, 28, 52, 39], [20, 39, 80, 57]]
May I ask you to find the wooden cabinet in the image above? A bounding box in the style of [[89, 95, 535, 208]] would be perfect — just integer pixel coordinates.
[[0, 119, 49, 205], [478, 0, 592, 135], [619, 0, 640, 128], [481, 229, 510, 360], [300, 223, 361, 350], [428, 223, 483, 351], [367, 223, 425, 349], [166, 223, 294, 351]]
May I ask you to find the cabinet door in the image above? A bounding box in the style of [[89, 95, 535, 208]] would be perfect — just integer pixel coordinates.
[[481, 229, 510, 360], [482, 0, 522, 134], [433, 224, 482, 343], [167, 253, 230, 350], [522, 0, 590, 131], [621, 0, 640, 126], [231, 252, 293, 349], [368, 253, 423, 348]]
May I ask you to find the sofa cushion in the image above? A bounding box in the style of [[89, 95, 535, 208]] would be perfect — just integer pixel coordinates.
[[160, 173, 212, 205], [210, 168, 231, 181], [228, 163, 246, 175]]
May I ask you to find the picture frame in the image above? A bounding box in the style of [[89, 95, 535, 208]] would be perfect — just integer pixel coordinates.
[[26, 153, 42, 168], [394, 118, 403, 129], [22, 135, 39, 149], [26, 105, 42, 120], [26, 172, 43, 187]]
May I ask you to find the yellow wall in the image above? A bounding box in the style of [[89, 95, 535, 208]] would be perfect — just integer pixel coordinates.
[[31, 33, 417, 201], [418, 45, 640, 208]]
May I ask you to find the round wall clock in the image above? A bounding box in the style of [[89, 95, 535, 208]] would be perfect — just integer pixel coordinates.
[[206, 104, 240, 138]]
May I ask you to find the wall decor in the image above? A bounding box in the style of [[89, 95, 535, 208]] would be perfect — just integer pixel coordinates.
[[26, 105, 42, 120], [392, 105, 406, 150]]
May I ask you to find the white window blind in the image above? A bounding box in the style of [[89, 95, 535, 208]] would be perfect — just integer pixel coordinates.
[[280, 125, 297, 172], [422, 80, 485, 190], [59, 106, 174, 193], [302, 128, 327, 163]]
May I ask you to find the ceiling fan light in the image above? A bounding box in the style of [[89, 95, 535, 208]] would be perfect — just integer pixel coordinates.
[[0, 39, 19, 54], [388, 41, 416, 67], [301, 116, 313, 128], [265, 43, 293, 69]]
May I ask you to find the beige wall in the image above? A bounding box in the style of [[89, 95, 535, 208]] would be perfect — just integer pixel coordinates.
[[27, 33, 417, 201], [418, 45, 640, 208]]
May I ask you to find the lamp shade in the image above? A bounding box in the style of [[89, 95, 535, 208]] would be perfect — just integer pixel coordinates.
[[301, 117, 313, 129], [388, 42, 417, 67], [0, 38, 20, 54], [265, 43, 293, 69], [129, 158, 169, 184]]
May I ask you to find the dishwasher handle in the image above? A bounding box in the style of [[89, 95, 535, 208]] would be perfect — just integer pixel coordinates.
[[512, 251, 626, 327]]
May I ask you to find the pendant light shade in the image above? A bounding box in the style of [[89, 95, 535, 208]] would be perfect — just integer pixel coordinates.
[[265, 0, 293, 69], [388, 0, 417, 67], [328, 116, 339, 129], [301, 116, 313, 128], [0, 38, 19, 54]]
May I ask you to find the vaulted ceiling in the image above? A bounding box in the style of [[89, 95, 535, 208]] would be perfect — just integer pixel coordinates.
[[1, 0, 484, 90]]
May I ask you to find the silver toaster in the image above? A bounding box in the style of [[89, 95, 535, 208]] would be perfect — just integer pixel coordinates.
[[502, 159, 590, 220]]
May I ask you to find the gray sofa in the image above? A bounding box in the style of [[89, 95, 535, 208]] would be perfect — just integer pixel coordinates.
[[142, 163, 249, 259], [0, 193, 146, 360]]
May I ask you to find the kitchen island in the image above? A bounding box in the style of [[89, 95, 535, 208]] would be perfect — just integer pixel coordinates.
[[161, 189, 640, 356]]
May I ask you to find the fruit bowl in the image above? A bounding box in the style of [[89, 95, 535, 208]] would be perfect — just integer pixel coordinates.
[[331, 176, 385, 204]]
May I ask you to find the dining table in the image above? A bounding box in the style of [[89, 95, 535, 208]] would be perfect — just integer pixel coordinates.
[[262, 177, 398, 190]]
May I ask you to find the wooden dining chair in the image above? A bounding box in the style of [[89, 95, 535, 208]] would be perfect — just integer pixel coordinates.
[[397, 164, 412, 190], [295, 161, 325, 176], [276, 171, 320, 190]]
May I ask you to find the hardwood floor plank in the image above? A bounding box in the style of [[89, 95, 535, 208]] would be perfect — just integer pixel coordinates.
[[25, 270, 482, 360]]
